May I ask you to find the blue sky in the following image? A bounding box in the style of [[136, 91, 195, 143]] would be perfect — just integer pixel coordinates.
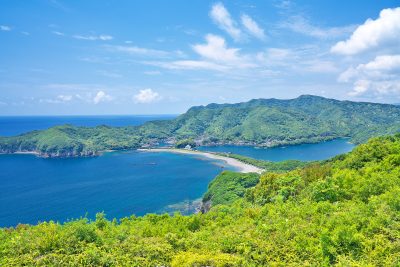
[[0, 0, 399, 115]]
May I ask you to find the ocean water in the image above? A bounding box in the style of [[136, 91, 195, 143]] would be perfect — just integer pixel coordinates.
[[198, 138, 355, 161], [0, 115, 177, 136], [0, 151, 236, 227], [0, 116, 355, 227]]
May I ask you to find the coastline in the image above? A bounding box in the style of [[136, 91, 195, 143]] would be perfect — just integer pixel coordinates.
[[9, 151, 39, 156], [138, 148, 264, 174]]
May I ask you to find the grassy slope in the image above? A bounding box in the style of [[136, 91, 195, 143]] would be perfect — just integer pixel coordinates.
[[1, 134, 400, 266]]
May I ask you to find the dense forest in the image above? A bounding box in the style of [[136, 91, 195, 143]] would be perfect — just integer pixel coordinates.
[[1, 95, 400, 157], [2, 134, 400, 266]]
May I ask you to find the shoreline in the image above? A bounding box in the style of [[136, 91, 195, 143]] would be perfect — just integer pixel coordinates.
[[4, 151, 40, 156], [138, 148, 264, 174]]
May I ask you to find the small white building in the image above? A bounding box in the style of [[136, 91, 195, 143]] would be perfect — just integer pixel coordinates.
[[184, 145, 192, 150]]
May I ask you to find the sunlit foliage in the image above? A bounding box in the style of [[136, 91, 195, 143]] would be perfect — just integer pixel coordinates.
[[1, 135, 400, 266]]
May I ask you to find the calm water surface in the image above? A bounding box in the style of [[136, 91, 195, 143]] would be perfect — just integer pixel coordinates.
[[0, 151, 235, 227], [198, 139, 354, 161]]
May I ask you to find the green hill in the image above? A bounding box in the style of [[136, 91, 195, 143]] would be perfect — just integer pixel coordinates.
[[1, 95, 400, 157], [172, 95, 400, 145], [2, 134, 400, 266]]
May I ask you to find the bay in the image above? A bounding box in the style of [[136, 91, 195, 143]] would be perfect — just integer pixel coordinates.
[[198, 138, 355, 161], [0, 151, 235, 227], [0, 116, 355, 227]]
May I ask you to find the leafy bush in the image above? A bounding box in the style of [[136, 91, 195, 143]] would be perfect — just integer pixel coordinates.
[[2, 135, 400, 265]]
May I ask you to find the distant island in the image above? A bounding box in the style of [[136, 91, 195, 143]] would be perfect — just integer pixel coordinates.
[[1, 95, 400, 158]]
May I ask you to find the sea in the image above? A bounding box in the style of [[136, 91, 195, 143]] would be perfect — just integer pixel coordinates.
[[0, 116, 355, 227]]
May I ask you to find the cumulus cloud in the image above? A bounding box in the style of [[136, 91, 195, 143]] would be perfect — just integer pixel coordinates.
[[145, 34, 254, 72], [360, 54, 400, 73], [73, 34, 113, 41], [0, 25, 11, 31], [338, 55, 400, 97], [210, 2, 242, 41], [331, 7, 400, 55], [93, 91, 112, 104], [192, 34, 242, 63], [241, 14, 266, 40], [133, 89, 161, 103]]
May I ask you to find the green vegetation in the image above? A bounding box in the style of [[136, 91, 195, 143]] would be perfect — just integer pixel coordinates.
[[2, 134, 400, 266], [216, 152, 308, 172], [0, 125, 144, 157], [175, 138, 196, 149], [1, 95, 400, 157], [174, 95, 400, 146], [202, 171, 260, 207]]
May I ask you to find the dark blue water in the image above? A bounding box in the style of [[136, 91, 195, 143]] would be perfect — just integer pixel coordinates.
[[0, 115, 177, 136], [198, 139, 355, 161], [0, 116, 355, 227], [0, 151, 235, 227]]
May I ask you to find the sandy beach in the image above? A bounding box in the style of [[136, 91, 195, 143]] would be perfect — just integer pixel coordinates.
[[139, 148, 264, 174]]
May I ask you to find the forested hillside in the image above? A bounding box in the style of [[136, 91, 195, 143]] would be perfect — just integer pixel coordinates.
[[2, 134, 400, 266], [173, 95, 400, 145], [1, 95, 400, 157]]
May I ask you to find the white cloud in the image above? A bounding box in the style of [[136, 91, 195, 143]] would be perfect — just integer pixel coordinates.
[[360, 54, 400, 72], [210, 2, 242, 41], [93, 90, 112, 104], [106, 45, 170, 57], [133, 89, 161, 103], [73, 34, 113, 41], [282, 16, 355, 39], [192, 34, 242, 63], [0, 25, 11, 31], [145, 34, 255, 72], [348, 80, 370, 96], [40, 94, 73, 104], [57, 94, 73, 101], [147, 60, 228, 72], [338, 67, 358, 83], [331, 7, 400, 55], [338, 55, 400, 97], [274, 0, 292, 9], [241, 14, 266, 40], [257, 48, 292, 63], [52, 31, 65, 36]]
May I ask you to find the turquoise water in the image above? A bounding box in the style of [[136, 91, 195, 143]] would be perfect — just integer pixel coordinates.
[[0, 151, 235, 227], [198, 139, 355, 161]]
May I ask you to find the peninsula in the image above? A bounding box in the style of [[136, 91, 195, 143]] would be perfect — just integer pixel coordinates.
[[139, 148, 264, 173], [1, 95, 400, 157]]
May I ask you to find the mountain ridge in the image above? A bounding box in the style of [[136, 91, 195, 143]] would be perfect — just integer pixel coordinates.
[[1, 95, 400, 157]]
